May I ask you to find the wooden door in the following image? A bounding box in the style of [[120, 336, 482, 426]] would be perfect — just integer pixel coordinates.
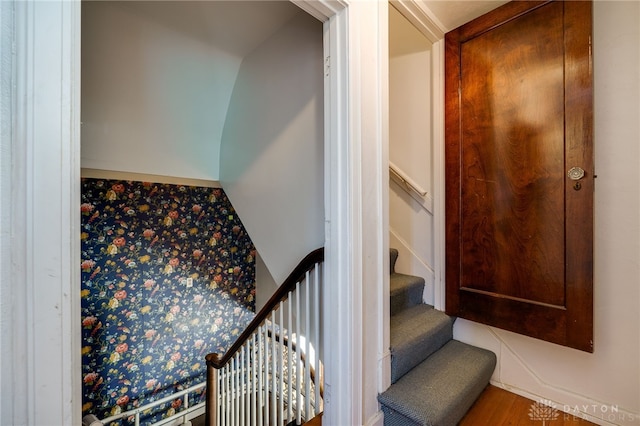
[[445, 1, 593, 352]]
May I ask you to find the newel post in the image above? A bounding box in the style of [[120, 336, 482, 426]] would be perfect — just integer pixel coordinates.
[[205, 353, 220, 426]]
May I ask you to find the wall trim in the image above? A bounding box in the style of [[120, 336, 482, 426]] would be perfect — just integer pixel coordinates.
[[490, 380, 637, 426], [81, 168, 222, 188], [364, 410, 385, 426], [390, 0, 445, 43], [431, 38, 446, 311], [10, 1, 82, 424]]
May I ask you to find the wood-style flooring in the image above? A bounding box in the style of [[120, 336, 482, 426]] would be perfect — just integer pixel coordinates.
[[459, 385, 596, 425], [199, 386, 597, 426]]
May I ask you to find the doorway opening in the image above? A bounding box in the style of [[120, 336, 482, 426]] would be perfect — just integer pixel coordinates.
[[80, 1, 325, 422]]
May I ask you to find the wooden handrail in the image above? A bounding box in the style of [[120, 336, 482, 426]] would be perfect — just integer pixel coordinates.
[[389, 161, 428, 197], [206, 247, 324, 370]]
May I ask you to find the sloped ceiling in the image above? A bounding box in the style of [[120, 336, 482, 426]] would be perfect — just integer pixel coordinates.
[[119, 0, 509, 55], [81, 0, 508, 180], [421, 0, 509, 32], [116, 1, 302, 58]]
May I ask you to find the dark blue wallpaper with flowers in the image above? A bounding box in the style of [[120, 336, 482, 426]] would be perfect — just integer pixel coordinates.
[[81, 179, 256, 424]]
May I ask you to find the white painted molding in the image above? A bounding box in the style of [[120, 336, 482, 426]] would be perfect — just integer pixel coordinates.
[[0, 0, 15, 422], [490, 380, 630, 426], [292, 0, 346, 22], [292, 0, 366, 424], [364, 410, 385, 426], [390, 0, 445, 43], [377, 0, 391, 402], [306, 1, 389, 423], [81, 168, 222, 188], [431, 38, 446, 311], [10, 1, 82, 425]]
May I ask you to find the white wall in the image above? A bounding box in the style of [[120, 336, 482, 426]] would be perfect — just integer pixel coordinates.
[[255, 253, 278, 312], [453, 3, 640, 424], [219, 11, 324, 284], [388, 6, 436, 303], [81, 2, 242, 181]]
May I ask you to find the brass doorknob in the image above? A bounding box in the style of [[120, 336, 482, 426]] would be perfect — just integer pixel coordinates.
[[568, 167, 585, 180]]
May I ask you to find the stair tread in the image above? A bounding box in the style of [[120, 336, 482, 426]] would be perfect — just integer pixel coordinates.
[[390, 272, 425, 293], [390, 304, 453, 383], [390, 304, 452, 348], [379, 340, 497, 426]]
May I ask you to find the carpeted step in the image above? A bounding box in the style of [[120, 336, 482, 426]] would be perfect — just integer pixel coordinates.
[[390, 248, 399, 274], [390, 272, 424, 316], [390, 304, 454, 383], [378, 340, 497, 426]]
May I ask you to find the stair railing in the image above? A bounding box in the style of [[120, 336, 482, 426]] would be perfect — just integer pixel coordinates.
[[205, 248, 324, 426], [81, 382, 206, 426], [389, 161, 433, 213]]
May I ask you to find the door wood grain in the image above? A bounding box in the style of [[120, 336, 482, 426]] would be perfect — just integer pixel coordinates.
[[445, 0, 594, 352]]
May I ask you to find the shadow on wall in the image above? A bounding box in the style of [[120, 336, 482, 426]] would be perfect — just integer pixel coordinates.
[[80, 179, 256, 424]]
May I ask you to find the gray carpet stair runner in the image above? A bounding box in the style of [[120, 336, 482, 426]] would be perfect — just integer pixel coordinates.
[[378, 249, 497, 426]]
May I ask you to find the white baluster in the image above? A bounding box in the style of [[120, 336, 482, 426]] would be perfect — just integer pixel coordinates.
[[225, 364, 230, 426], [216, 365, 221, 426], [278, 302, 285, 424], [237, 354, 242, 426], [245, 342, 250, 425], [240, 347, 245, 426], [271, 311, 277, 426], [305, 270, 312, 420], [233, 354, 238, 426], [263, 323, 270, 425], [314, 263, 321, 414], [295, 280, 302, 425], [287, 296, 293, 423], [251, 335, 257, 426], [256, 327, 264, 426], [220, 365, 224, 426]]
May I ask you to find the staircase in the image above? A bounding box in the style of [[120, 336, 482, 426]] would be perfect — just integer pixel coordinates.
[[378, 249, 496, 426]]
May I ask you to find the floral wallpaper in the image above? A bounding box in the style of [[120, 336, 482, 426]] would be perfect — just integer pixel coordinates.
[[81, 179, 256, 424]]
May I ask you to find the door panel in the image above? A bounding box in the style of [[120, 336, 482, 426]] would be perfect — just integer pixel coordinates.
[[445, 1, 594, 352]]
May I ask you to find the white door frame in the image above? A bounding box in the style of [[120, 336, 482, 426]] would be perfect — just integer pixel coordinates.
[[4, 0, 388, 425], [389, 0, 446, 310], [296, 2, 389, 424], [3, 1, 82, 424]]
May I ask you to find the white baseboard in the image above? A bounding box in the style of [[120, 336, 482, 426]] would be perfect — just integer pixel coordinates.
[[364, 410, 384, 426], [489, 381, 640, 426]]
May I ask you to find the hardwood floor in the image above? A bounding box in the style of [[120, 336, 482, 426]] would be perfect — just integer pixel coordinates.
[[460, 385, 596, 425], [194, 386, 596, 426]]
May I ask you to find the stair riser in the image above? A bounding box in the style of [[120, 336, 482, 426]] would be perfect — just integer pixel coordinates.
[[391, 317, 453, 383], [390, 273, 424, 315], [390, 248, 399, 274]]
